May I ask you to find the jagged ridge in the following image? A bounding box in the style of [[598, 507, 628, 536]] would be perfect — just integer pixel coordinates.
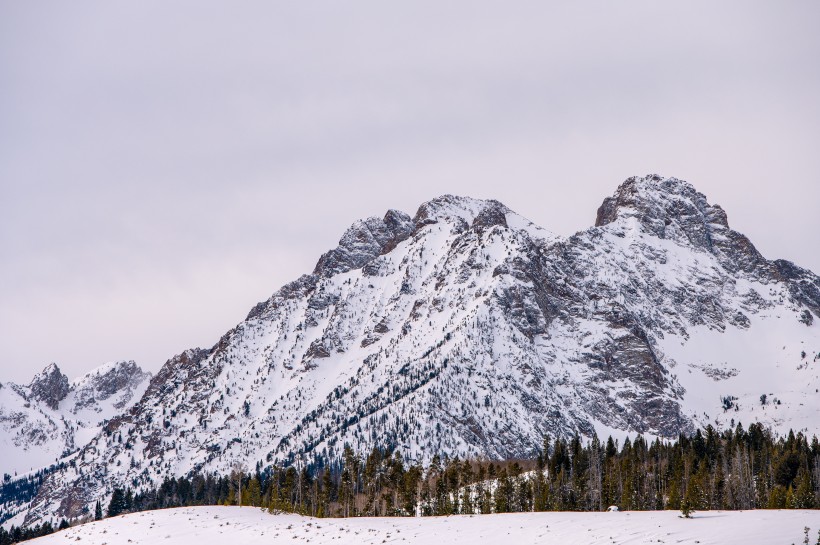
[[0, 361, 151, 477]]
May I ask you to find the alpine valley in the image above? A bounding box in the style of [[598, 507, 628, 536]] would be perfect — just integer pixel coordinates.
[[3, 175, 819, 528]]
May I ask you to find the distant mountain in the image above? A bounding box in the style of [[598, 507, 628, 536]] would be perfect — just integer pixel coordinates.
[[14, 175, 820, 525], [0, 361, 151, 476]]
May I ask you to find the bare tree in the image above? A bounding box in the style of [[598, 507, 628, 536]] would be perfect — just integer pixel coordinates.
[[231, 461, 247, 507]]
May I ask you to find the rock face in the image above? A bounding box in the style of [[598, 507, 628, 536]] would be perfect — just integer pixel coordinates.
[[0, 361, 151, 477], [15, 175, 820, 525], [71, 360, 152, 411], [28, 364, 70, 411], [596, 175, 769, 275], [313, 210, 415, 276]]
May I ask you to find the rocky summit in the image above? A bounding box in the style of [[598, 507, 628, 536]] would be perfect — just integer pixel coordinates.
[[8, 175, 820, 526]]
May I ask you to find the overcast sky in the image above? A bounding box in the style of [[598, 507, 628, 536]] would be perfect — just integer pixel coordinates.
[[1, 1, 818, 383]]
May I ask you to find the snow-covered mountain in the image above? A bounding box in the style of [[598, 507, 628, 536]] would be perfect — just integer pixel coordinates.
[[17, 175, 820, 524], [0, 361, 151, 476]]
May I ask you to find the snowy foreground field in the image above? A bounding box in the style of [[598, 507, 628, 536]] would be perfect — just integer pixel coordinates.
[[29, 506, 820, 545]]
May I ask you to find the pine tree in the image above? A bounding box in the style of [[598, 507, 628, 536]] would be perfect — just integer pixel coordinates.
[[125, 488, 134, 511], [107, 488, 127, 518], [679, 493, 693, 519], [767, 485, 788, 509], [244, 476, 262, 507], [94, 500, 103, 520], [793, 468, 815, 509], [680, 469, 701, 518]]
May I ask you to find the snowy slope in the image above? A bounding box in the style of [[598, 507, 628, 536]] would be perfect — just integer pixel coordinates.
[[30, 506, 820, 545], [0, 361, 151, 476], [20, 175, 820, 525]]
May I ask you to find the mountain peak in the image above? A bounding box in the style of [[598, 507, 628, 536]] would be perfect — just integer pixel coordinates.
[[412, 194, 508, 228], [312, 209, 415, 277], [71, 360, 149, 391], [312, 196, 515, 278], [595, 174, 734, 248], [28, 363, 70, 410], [596, 174, 723, 226]]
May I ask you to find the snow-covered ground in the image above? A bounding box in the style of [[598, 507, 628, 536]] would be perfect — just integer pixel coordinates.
[[30, 506, 820, 545]]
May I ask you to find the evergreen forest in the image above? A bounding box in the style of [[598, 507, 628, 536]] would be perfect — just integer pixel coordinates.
[[2, 423, 820, 544]]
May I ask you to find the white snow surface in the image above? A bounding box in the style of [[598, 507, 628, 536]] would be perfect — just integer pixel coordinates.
[[30, 506, 820, 545]]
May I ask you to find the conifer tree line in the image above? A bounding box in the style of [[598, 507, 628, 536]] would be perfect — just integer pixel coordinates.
[[2, 423, 820, 543], [0, 519, 68, 545], [135, 423, 820, 516]]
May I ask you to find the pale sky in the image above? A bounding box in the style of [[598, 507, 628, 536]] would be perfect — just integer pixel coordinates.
[[1, 1, 818, 383]]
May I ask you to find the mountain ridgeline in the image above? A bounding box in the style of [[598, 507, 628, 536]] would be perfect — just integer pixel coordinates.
[[9, 175, 820, 526], [0, 361, 151, 478]]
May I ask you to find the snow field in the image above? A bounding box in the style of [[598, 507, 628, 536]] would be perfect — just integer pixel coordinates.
[[30, 506, 820, 545]]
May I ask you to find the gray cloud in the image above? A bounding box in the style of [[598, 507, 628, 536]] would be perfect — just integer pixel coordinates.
[[1, 1, 818, 382]]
